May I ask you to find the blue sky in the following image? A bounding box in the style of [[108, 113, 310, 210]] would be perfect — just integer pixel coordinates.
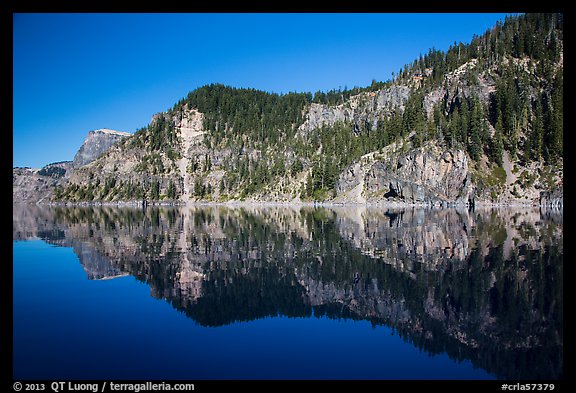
[[13, 13, 515, 168]]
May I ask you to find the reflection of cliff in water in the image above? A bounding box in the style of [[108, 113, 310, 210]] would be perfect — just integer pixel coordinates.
[[13, 204, 563, 380]]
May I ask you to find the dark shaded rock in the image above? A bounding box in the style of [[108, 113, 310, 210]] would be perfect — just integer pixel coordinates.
[[336, 142, 473, 205]]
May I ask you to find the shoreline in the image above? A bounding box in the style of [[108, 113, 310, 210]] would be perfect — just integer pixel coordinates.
[[14, 199, 562, 210]]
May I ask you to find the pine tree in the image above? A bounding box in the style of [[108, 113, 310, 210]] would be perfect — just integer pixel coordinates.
[[167, 180, 176, 199], [468, 99, 483, 161], [529, 96, 544, 161], [290, 159, 304, 177], [150, 180, 160, 200], [193, 178, 205, 198], [459, 100, 469, 147], [446, 107, 460, 148], [490, 129, 504, 166], [549, 71, 563, 162]]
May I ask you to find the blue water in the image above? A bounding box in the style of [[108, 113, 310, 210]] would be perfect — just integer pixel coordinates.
[[13, 240, 494, 380]]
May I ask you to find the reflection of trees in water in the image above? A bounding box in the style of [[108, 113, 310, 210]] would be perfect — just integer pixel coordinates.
[[12, 204, 563, 379]]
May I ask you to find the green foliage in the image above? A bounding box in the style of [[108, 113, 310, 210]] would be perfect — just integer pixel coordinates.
[[135, 153, 166, 175], [539, 165, 561, 190], [472, 164, 507, 202], [38, 166, 66, 178], [149, 180, 160, 200], [399, 13, 562, 86], [542, 71, 563, 163], [52, 185, 63, 200], [489, 129, 504, 166], [193, 178, 206, 198], [516, 170, 537, 190], [166, 148, 181, 162], [183, 84, 312, 148], [396, 13, 562, 166], [125, 113, 181, 166], [54, 177, 149, 202], [166, 180, 177, 200], [491, 166, 507, 185], [290, 159, 304, 177]]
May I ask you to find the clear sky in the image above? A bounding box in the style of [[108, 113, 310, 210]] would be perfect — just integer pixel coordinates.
[[13, 13, 515, 168]]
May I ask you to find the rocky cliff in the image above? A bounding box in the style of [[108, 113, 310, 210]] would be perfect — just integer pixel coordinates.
[[12, 161, 73, 203], [56, 113, 184, 203], [50, 57, 561, 206], [298, 85, 411, 135], [334, 138, 473, 205], [13, 128, 130, 203], [72, 128, 131, 168]]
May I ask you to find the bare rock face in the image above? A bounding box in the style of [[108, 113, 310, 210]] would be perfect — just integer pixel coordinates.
[[298, 85, 411, 135], [72, 128, 131, 168], [13, 161, 73, 203], [14, 128, 131, 203], [335, 141, 473, 206], [422, 59, 497, 119]]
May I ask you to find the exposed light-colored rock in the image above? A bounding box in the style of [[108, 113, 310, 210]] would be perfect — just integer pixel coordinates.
[[13, 162, 73, 203], [335, 140, 473, 206], [298, 85, 411, 135], [72, 128, 131, 168], [171, 105, 205, 203]]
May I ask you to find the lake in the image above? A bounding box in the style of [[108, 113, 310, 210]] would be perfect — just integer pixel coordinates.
[[12, 204, 563, 380]]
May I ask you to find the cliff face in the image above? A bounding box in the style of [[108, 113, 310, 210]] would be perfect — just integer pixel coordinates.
[[335, 139, 473, 205], [298, 85, 411, 135], [13, 128, 130, 204], [297, 60, 494, 137], [12, 161, 73, 203], [50, 61, 560, 206], [422, 58, 497, 118], [72, 128, 131, 168], [59, 113, 186, 203]]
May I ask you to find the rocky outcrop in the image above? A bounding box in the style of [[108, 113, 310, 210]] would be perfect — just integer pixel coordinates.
[[335, 140, 473, 206], [13, 128, 131, 203], [72, 128, 131, 168], [421, 59, 498, 121], [297, 60, 497, 138], [298, 85, 411, 135], [12, 161, 73, 203], [61, 118, 183, 203], [169, 105, 208, 202]]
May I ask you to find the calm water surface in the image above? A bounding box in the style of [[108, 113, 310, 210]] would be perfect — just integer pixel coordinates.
[[12, 204, 563, 380]]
